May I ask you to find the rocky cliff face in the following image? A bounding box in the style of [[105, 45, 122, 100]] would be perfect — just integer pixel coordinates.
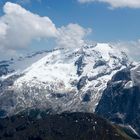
[[95, 66, 140, 135]]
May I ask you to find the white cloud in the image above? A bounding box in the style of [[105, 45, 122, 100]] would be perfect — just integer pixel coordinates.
[[0, 2, 91, 59], [78, 0, 140, 9], [2, 2, 57, 48], [112, 40, 140, 61], [56, 23, 92, 48], [0, 22, 8, 38], [0, 2, 57, 58]]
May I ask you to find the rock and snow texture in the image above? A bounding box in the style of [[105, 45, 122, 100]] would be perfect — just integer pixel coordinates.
[[0, 43, 130, 116], [0, 50, 50, 79], [95, 63, 140, 135], [131, 63, 140, 86]]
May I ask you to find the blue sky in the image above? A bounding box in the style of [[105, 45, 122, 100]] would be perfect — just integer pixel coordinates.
[[0, 0, 140, 60], [0, 0, 140, 42]]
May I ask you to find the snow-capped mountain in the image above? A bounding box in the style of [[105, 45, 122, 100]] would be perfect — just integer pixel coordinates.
[[0, 50, 51, 78], [0, 43, 131, 117]]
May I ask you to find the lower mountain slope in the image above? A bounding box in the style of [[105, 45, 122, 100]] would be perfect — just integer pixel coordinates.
[[0, 112, 133, 140]]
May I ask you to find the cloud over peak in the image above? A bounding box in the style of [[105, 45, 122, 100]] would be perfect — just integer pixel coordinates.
[[56, 23, 91, 48], [78, 0, 140, 9]]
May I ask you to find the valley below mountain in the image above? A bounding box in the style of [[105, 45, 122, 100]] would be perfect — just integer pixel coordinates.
[[0, 111, 135, 140]]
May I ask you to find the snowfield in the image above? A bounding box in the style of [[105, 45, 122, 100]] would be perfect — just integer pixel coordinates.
[[0, 43, 131, 116]]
